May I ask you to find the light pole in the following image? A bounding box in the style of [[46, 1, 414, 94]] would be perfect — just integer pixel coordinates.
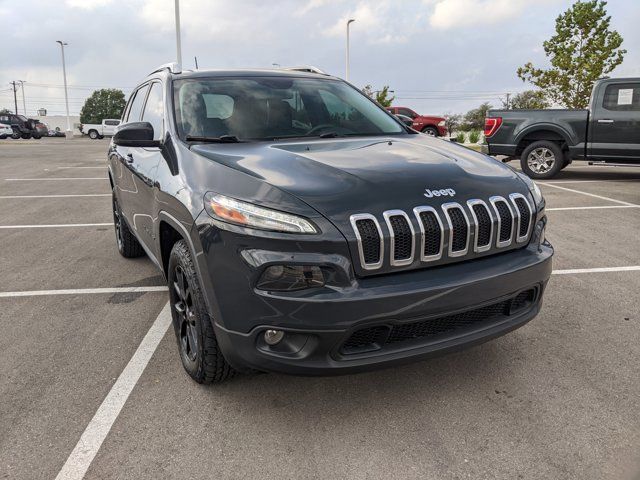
[[56, 41, 71, 135], [174, 0, 183, 71], [17, 81, 27, 115], [345, 19, 355, 81]]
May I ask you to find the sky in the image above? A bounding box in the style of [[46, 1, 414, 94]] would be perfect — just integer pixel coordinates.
[[1, 0, 638, 117]]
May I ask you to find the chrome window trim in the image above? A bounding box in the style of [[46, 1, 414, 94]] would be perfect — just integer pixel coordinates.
[[466, 199, 493, 253], [509, 193, 534, 243], [489, 196, 514, 248], [350, 213, 384, 270], [383, 210, 415, 266], [441, 202, 470, 258], [413, 206, 444, 262]]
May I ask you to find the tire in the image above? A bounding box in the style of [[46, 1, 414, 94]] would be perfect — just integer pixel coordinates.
[[89, 130, 99, 140], [11, 130, 20, 140], [520, 140, 564, 179], [21, 133, 31, 140], [0, 135, 6, 139], [168, 240, 235, 384], [422, 126, 438, 137], [112, 190, 145, 258], [32, 134, 41, 140]]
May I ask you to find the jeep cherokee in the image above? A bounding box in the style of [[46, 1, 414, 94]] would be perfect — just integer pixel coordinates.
[[108, 64, 553, 384]]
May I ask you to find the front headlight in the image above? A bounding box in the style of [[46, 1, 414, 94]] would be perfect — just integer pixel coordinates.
[[516, 172, 544, 208], [437, 120, 446, 127], [204, 192, 318, 234]]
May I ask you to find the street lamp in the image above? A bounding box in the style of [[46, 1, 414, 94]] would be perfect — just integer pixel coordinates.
[[56, 40, 71, 135], [174, 0, 183, 71], [345, 19, 355, 81]]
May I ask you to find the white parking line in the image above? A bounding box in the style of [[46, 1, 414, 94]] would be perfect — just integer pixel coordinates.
[[5, 177, 106, 181], [54, 302, 172, 480], [0, 194, 110, 199], [547, 205, 640, 211], [0, 286, 167, 298], [55, 166, 106, 169], [552, 266, 640, 275], [545, 179, 640, 184], [0, 223, 112, 229], [539, 182, 638, 206]]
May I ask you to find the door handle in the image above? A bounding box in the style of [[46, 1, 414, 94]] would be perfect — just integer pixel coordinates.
[[597, 119, 614, 124]]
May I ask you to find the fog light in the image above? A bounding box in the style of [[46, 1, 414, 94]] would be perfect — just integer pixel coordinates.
[[264, 329, 285, 345], [257, 265, 325, 291]]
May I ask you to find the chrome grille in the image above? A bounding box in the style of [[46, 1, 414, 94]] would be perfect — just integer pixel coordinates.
[[350, 192, 534, 271]]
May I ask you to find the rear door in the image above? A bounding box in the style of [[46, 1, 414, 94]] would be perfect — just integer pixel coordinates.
[[590, 81, 640, 160]]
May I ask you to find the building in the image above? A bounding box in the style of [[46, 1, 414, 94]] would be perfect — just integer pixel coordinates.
[[33, 115, 81, 135]]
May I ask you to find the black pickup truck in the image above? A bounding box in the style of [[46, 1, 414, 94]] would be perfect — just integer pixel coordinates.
[[484, 77, 640, 179]]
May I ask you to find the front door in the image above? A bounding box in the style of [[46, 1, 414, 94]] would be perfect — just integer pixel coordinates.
[[590, 81, 640, 161]]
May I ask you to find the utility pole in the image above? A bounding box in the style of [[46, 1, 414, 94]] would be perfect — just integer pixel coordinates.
[[56, 41, 71, 134], [174, 0, 183, 71], [345, 19, 355, 81], [18, 81, 26, 115], [10, 81, 18, 114], [505, 93, 511, 110]]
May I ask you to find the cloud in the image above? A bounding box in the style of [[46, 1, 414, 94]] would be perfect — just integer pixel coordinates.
[[428, 0, 553, 29], [65, 0, 113, 10]]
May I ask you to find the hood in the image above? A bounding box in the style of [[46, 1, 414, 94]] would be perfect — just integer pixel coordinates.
[[191, 135, 528, 222]]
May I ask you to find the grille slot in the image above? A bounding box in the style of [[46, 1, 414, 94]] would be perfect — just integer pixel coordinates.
[[510, 194, 532, 242], [341, 288, 538, 354], [384, 210, 415, 266], [350, 215, 383, 269], [443, 204, 469, 256], [469, 201, 492, 251], [490, 197, 514, 247], [414, 207, 443, 261]]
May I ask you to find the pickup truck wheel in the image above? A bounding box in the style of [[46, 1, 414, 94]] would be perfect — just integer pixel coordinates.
[[11, 130, 20, 139], [21, 133, 31, 140], [521, 141, 564, 179], [422, 126, 438, 137], [88, 130, 99, 140], [168, 240, 235, 384], [112, 191, 144, 258]]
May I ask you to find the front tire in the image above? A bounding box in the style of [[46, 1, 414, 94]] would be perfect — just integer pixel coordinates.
[[112, 191, 144, 258], [168, 240, 235, 384], [422, 126, 438, 137], [520, 140, 564, 179]]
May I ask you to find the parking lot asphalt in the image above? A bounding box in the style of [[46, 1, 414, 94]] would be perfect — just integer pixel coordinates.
[[1, 138, 639, 480]]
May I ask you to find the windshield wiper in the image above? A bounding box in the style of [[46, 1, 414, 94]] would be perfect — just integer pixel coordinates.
[[185, 135, 240, 143], [318, 131, 341, 138]]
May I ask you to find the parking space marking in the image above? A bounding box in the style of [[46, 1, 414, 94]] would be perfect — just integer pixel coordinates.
[[0, 223, 112, 229], [55, 166, 107, 170], [547, 205, 640, 211], [539, 182, 638, 206], [0, 194, 110, 199], [5, 178, 106, 181], [0, 286, 167, 298], [54, 303, 172, 480], [553, 266, 640, 275], [545, 179, 640, 184]]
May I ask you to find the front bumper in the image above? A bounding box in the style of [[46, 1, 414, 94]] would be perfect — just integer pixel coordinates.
[[199, 219, 553, 374]]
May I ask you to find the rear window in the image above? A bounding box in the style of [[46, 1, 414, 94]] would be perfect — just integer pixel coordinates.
[[602, 83, 640, 111]]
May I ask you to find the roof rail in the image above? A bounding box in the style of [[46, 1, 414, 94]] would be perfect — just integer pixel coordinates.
[[281, 65, 328, 75], [149, 62, 182, 76]]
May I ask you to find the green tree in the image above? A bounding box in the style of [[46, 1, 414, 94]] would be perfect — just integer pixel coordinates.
[[362, 84, 395, 107], [517, 0, 625, 109], [461, 102, 492, 131], [0, 108, 12, 114], [79, 89, 126, 124], [503, 90, 550, 110], [443, 113, 461, 134]]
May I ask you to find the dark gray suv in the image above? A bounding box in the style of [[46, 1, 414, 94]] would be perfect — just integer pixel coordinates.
[[109, 64, 553, 384]]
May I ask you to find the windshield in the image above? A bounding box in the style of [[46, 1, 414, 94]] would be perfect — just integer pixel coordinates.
[[173, 76, 404, 141]]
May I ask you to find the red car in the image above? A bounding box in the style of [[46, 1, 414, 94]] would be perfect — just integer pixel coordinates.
[[387, 107, 447, 137]]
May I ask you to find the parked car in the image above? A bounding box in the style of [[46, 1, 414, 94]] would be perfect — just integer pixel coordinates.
[[386, 106, 447, 136], [0, 123, 13, 139], [108, 64, 552, 384], [484, 77, 640, 179], [0, 113, 46, 139], [48, 129, 66, 138], [79, 119, 121, 139]]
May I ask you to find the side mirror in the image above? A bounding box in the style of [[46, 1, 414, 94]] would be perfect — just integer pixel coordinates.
[[113, 122, 160, 147]]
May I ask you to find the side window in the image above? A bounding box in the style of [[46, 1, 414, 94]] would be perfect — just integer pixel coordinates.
[[602, 83, 640, 112], [398, 108, 416, 118], [126, 85, 150, 122], [141, 82, 164, 140]]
